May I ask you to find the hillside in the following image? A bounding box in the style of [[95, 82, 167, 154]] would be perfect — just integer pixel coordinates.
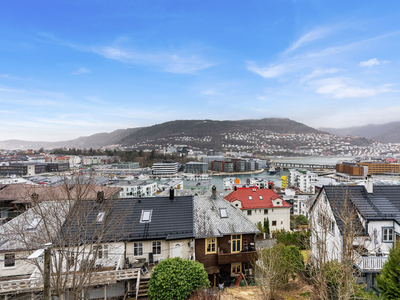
[[319, 121, 400, 142], [0, 128, 141, 150]]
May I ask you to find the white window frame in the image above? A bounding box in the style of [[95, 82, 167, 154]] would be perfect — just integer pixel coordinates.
[[382, 228, 394, 242], [134, 242, 143, 256], [4, 253, 15, 268], [152, 241, 161, 255]]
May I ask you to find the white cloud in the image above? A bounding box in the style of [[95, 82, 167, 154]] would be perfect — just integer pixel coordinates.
[[0, 74, 20, 80], [247, 62, 290, 78], [300, 68, 344, 83], [72, 67, 90, 75], [311, 77, 393, 98], [285, 27, 332, 53], [359, 58, 380, 67]]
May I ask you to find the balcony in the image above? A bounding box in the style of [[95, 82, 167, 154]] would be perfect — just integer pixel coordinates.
[[0, 269, 140, 295], [217, 250, 257, 265], [354, 252, 388, 272]]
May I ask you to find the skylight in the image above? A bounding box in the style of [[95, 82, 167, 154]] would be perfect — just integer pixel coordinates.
[[220, 208, 228, 218], [26, 217, 42, 230], [140, 210, 153, 223], [259, 195, 263, 200], [248, 196, 253, 200], [96, 212, 105, 223]]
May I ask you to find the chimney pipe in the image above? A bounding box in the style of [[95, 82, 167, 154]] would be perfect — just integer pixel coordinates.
[[169, 187, 174, 200], [365, 175, 373, 193], [212, 185, 217, 199]]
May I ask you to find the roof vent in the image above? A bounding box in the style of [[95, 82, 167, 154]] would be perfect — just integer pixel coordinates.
[[97, 190, 105, 203], [212, 185, 217, 199], [169, 187, 174, 200]]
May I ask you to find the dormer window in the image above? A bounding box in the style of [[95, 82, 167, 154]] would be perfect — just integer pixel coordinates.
[[220, 208, 228, 218], [140, 210, 152, 223], [96, 212, 105, 223], [248, 196, 253, 200]]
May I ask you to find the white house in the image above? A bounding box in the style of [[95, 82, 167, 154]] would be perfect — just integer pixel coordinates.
[[310, 177, 400, 291], [289, 169, 318, 193]]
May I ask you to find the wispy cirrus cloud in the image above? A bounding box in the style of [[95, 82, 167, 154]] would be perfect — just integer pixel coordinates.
[[0, 74, 20, 80], [285, 27, 333, 53], [39, 32, 215, 74], [246, 62, 291, 78], [310, 77, 394, 98]]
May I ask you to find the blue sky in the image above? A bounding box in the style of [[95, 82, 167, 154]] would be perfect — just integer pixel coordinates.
[[1, 1, 400, 141]]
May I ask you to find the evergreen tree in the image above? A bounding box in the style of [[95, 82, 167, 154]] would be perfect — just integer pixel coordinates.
[[377, 244, 400, 299], [264, 217, 270, 239]]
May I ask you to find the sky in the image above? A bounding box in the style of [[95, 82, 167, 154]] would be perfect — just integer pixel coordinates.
[[1, 0, 400, 141]]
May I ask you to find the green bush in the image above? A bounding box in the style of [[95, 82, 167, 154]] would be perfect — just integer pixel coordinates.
[[275, 229, 310, 250], [377, 243, 400, 299], [148, 257, 210, 300], [295, 214, 309, 226]]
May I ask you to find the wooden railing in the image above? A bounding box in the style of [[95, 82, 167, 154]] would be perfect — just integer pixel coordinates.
[[354, 252, 388, 271], [0, 269, 140, 295]]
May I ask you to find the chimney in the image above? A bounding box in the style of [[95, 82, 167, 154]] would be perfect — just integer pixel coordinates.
[[365, 175, 373, 194], [96, 190, 104, 203], [212, 185, 217, 199], [169, 187, 174, 200]]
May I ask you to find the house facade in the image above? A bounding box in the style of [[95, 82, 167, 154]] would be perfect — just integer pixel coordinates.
[[194, 188, 259, 287], [310, 179, 400, 291], [224, 186, 291, 232]]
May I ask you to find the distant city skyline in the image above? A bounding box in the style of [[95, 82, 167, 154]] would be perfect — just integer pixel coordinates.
[[1, 1, 400, 141]]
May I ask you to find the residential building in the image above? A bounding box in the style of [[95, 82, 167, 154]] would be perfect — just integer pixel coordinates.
[[224, 186, 291, 232], [0, 191, 195, 299], [194, 187, 259, 287], [289, 169, 318, 193], [151, 161, 179, 175], [279, 188, 312, 217], [111, 180, 158, 198], [310, 178, 400, 291]]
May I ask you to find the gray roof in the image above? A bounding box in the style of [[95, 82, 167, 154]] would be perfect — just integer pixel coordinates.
[[194, 195, 259, 239], [319, 185, 400, 236], [62, 196, 195, 244]]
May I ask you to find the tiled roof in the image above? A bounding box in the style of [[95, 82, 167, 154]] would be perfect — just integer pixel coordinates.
[[62, 196, 195, 243], [224, 188, 291, 209], [194, 195, 259, 239]]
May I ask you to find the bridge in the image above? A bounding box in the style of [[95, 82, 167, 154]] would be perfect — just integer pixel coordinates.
[[274, 162, 336, 169]]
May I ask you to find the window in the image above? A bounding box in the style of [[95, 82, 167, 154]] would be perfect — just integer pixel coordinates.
[[231, 262, 241, 274], [140, 210, 152, 223], [264, 209, 268, 215], [96, 212, 105, 223], [248, 196, 253, 200], [4, 253, 15, 268], [259, 195, 263, 200], [67, 252, 75, 269], [247, 210, 252, 216], [231, 235, 242, 253], [134, 242, 143, 256], [272, 221, 277, 226], [205, 237, 217, 254], [152, 241, 161, 255], [220, 208, 227, 218], [383, 228, 394, 242], [94, 245, 108, 259]]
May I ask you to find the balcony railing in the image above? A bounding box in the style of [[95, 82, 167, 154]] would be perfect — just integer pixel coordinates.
[[217, 250, 257, 265], [0, 268, 140, 295], [354, 253, 388, 272]]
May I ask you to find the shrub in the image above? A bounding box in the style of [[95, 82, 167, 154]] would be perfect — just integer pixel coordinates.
[[148, 257, 210, 300], [295, 214, 309, 226]]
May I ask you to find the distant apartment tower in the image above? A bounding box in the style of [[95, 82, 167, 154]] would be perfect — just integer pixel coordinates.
[[152, 161, 179, 175], [289, 169, 317, 193], [185, 162, 208, 174], [111, 180, 157, 197]]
